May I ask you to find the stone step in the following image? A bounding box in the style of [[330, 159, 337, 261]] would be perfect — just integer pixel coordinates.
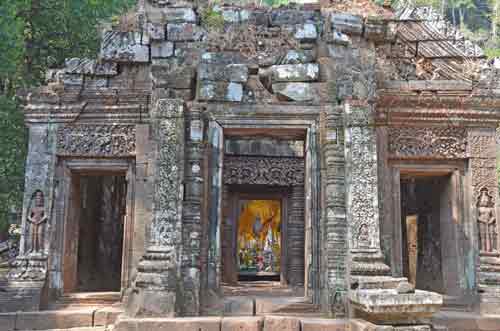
[[17, 327, 106, 331], [48, 293, 121, 310], [0, 306, 122, 331], [223, 296, 321, 316], [113, 316, 347, 331]]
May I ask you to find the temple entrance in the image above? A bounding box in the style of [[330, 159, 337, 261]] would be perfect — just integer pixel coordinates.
[[237, 199, 282, 282], [63, 173, 127, 293], [400, 175, 457, 296]]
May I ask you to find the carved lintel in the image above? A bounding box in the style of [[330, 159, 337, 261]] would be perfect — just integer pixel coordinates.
[[57, 125, 136, 157], [388, 127, 467, 159], [223, 156, 305, 186]]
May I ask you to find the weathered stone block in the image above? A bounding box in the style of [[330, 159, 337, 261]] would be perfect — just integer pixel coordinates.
[[151, 41, 174, 58], [147, 22, 166, 40], [270, 9, 318, 26], [167, 23, 205, 41], [240, 9, 269, 25], [115, 317, 221, 331], [65, 58, 95, 74], [223, 296, 254, 316], [0, 313, 16, 331], [295, 23, 318, 41], [201, 52, 249, 65], [62, 73, 83, 86], [263, 316, 300, 331], [100, 31, 150, 63], [272, 82, 317, 102], [222, 317, 263, 331], [94, 306, 123, 327], [282, 50, 315, 64], [198, 81, 243, 102], [324, 31, 351, 45], [301, 318, 346, 331], [198, 63, 248, 82], [266, 64, 319, 82], [15, 310, 93, 330], [152, 62, 195, 89], [364, 18, 386, 41], [331, 13, 363, 35], [163, 7, 197, 23]]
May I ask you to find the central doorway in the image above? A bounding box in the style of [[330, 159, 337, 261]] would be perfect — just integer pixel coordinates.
[[237, 199, 282, 282]]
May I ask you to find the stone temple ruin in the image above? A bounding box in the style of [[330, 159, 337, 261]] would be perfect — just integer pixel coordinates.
[[2, 1, 500, 330]]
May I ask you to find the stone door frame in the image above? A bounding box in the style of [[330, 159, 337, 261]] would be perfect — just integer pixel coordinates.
[[388, 161, 475, 307], [52, 158, 136, 296], [203, 103, 322, 302]]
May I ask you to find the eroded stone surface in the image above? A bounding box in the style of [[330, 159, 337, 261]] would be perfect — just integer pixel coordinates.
[[263, 316, 300, 331]]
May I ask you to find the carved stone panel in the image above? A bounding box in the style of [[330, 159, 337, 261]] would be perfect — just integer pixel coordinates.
[[223, 156, 305, 186], [57, 125, 136, 157], [388, 127, 467, 159]]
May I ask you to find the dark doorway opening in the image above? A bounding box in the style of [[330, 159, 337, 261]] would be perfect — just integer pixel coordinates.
[[72, 174, 127, 292], [400, 176, 449, 294]]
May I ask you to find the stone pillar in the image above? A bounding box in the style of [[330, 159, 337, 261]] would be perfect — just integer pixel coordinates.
[[180, 106, 204, 316], [126, 98, 185, 317], [321, 105, 348, 316], [343, 104, 390, 277], [5, 123, 57, 312], [288, 185, 305, 287], [468, 128, 500, 314]]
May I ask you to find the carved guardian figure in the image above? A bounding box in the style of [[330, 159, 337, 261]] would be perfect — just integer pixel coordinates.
[[477, 188, 498, 253], [26, 190, 48, 254]]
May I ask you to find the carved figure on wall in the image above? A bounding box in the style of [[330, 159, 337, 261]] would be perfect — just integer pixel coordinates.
[[477, 188, 498, 253], [26, 190, 48, 254], [357, 224, 370, 249]]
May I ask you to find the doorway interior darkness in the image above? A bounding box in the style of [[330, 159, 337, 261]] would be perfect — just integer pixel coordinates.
[[400, 176, 450, 294], [63, 173, 127, 293]]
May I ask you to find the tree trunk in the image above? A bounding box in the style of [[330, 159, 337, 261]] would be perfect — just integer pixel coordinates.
[[452, 8, 456, 26], [493, 0, 499, 38]]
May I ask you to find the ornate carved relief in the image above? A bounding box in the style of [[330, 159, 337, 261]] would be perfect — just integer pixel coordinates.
[[223, 156, 304, 186], [57, 125, 136, 157], [26, 190, 47, 254], [388, 127, 467, 158]]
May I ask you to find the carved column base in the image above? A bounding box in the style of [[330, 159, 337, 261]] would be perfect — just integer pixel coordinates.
[[350, 250, 391, 277], [126, 246, 177, 317], [478, 255, 500, 314], [8, 253, 47, 281]]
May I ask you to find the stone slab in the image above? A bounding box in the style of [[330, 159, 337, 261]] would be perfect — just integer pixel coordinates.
[[331, 13, 363, 35], [221, 316, 263, 331], [152, 63, 195, 89], [94, 306, 123, 326], [198, 63, 248, 83], [0, 313, 16, 331], [163, 7, 197, 23], [267, 64, 319, 83], [223, 296, 254, 316], [301, 318, 346, 331], [256, 297, 311, 314], [151, 41, 174, 58], [197, 81, 243, 102], [100, 31, 149, 63], [14, 310, 93, 330], [167, 23, 205, 42], [350, 319, 393, 331], [114, 317, 221, 331], [272, 82, 317, 102], [263, 316, 300, 331]]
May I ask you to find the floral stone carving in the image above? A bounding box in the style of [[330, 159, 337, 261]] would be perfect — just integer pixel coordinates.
[[223, 156, 305, 186], [57, 125, 136, 157], [388, 127, 467, 158]]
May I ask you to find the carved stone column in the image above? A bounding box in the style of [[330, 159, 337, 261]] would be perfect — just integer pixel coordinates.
[[321, 105, 348, 316], [126, 97, 185, 317], [344, 104, 390, 277], [4, 123, 57, 312], [180, 106, 204, 316], [469, 128, 500, 314], [288, 185, 305, 287]]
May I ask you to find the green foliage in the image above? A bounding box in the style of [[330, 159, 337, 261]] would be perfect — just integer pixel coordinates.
[[485, 47, 500, 58], [264, 0, 290, 6], [0, 0, 135, 236], [201, 5, 225, 31]]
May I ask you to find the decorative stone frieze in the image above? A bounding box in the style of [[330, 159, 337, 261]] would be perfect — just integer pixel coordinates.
[[388, 127, 467, 159], [223, 156, 305, 186], [56, 125, 136, 157]]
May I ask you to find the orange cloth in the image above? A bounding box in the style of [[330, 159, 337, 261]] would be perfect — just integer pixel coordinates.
[[238, 200, 281, 249]]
